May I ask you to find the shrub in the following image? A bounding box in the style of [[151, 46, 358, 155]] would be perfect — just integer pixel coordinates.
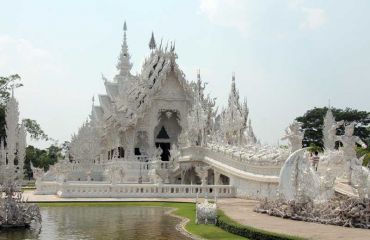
[[216, 210, 305, 240]]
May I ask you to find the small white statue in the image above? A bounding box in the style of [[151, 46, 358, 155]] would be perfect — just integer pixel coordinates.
[[336, 123, 367, 181], [281, 121, 304, 153], [326, 121, 344, 150], [337, 123, 367, 160], [169, 144, 180, 169], [195, 165, 210, 186], [86, 170, 92, 181], [196, 195, 217, 224], [147, 146, 163, 162], [148, 169, 163, 184], [31, 163, 45, 188]]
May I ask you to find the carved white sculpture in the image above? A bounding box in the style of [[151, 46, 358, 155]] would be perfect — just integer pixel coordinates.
[[148, 168, 163, 184], [216, 74, 257, 146], [69, 120, 101, 164], [323, 109, 344, 150], [0, 91, 26, 182], [281, 121, 304, 153], [185, 72, 209, 146], [328, 122, 369, 197], [196, 196, 217, 224], [278, 149, 336, 203], [0, 92, 41, 228], [338, 123, 367, 160], [195, 165, 211, 186]]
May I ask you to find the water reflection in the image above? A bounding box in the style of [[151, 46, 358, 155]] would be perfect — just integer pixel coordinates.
[[0, 206, 189, 240]]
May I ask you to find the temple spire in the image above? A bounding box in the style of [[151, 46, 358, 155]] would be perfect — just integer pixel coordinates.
[[149, 32, 156, 50], [197, 69, 201, 85], [116, 21, 132, 78], [196, 69, 202, 99], [123, 21, 127, 31], [231, 72, 236, 93]]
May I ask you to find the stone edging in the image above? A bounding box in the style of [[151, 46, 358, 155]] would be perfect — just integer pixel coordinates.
[[165, 208, 204, 240]]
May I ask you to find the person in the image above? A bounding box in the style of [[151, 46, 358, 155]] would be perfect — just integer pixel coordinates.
[[311, 151, 320, 171]]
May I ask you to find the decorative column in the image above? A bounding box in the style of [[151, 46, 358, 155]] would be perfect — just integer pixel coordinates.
[[147, 126, 155, 149], [125, 129, 135, 159], [214, 170, 220, 185], [181, 170, 185, 184]]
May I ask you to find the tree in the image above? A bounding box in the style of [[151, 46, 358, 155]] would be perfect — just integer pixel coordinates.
[[0, 74, 23, 104], [296, 107, 370, 149], [22, 118, 49, 140], [47, 145, 63, 164], [24, 144, 63, 179]]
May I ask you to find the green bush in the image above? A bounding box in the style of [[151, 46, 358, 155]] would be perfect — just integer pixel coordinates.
[[216, 210, 305, 240], [356, 146, 370, 167], [307, 143, 323, 153]]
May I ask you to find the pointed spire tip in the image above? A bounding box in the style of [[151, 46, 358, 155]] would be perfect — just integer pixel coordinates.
[[149, 31, 156, 50]]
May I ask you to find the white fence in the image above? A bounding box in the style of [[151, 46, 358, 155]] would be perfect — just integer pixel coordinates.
[[50, 182, 235, 198]]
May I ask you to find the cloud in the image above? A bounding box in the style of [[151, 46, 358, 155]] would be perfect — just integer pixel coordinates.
[[199, 0, 327, 34], [0, 35, 70, 148], [199, 0, 250, 34], [0, 35, 61, 76], [300, 7, 326, 30]]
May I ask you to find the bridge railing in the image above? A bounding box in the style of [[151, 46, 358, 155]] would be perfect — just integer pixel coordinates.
[[56, 183, 235, 198], [181, 146, 283, 176]]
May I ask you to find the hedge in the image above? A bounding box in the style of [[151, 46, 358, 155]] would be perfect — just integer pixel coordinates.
[[216, 210, 305, 240]]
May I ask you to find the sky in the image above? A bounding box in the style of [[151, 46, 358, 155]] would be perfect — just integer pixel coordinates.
[[1, 0, 370, 148]]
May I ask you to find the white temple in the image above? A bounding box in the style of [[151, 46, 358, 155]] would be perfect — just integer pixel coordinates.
[[31, 23, 369, 201]]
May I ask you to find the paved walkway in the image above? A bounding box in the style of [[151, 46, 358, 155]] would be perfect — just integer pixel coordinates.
[[217, 198, 370, 240]]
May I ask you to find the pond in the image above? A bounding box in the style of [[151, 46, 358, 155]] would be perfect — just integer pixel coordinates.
[[0, 206, 190, 240]]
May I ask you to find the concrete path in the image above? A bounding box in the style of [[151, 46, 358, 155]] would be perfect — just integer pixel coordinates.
[[217, 198, 370, 240]]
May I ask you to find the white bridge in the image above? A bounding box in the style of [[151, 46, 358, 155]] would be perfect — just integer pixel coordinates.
[[35, 145, 287, 199], [34, 145, 359, 199]]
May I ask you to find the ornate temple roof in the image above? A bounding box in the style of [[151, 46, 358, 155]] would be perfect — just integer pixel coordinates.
[[82, 22, 256, 145], [104, 81, 119, 101], [92, 106, 104, 122], [93, 24, 192, 132], [98, 94, 113, 114]]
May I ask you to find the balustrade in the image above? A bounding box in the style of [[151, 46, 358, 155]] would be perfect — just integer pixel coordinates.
[[181, 146, 284, 176], [55, 183, 235, 198]]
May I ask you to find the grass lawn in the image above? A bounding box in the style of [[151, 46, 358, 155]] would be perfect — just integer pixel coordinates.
[[37, 201, 247, 240]]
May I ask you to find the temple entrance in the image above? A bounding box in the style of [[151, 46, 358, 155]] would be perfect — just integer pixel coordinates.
[[155, 126, 171, 161], [153, 110, 182, 161], [155, 142, 170, 161]]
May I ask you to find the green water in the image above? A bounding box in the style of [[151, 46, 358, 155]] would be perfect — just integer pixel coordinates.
[[0, 206, 190, 240]]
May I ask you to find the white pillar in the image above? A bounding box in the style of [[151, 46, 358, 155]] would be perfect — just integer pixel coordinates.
[[214, 170, 220, 185]]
